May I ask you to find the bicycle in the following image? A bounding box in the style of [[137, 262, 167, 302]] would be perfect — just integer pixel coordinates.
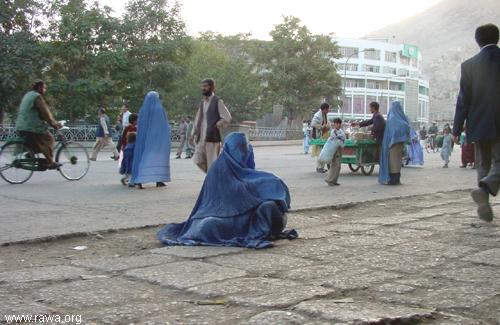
[[0, 130, 90, 184]]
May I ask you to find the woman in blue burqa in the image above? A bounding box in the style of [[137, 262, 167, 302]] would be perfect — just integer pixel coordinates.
[[130, 91, 171, 189], [158, 132, 298, 249], [404, 128, 424, 167], [379, 101, 410, 185]]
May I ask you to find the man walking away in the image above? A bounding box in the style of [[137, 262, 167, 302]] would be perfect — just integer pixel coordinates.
[[190, 79, 232, 173], [452, 23, 500, 222], [176, 118, 187, 159], [91, 108, 119, 161]]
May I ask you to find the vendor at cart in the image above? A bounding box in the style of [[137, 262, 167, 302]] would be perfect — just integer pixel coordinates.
[[311, 102, 331, 173], [352, 101, 386, 144]]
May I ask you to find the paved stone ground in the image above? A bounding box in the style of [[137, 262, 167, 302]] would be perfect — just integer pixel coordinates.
[[0, 144, 478, 244], [1, 191, 499, 324]]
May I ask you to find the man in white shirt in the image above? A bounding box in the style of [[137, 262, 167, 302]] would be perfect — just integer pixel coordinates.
[[121, 104, 131, 129]]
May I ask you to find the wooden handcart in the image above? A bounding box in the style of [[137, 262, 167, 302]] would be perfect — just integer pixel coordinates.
[[309, 138, 379, 176]]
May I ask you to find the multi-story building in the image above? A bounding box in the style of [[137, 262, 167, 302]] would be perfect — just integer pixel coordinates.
[[331, 38, 430, 126]]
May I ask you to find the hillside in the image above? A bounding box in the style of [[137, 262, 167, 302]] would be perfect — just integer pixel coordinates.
[[367, 0, 500, 119]]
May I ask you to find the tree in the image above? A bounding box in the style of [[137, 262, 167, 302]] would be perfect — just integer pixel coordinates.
[[121, 0, 191, 112], [168, 34, 262, 122], [253, 16, 342, 124], [0, 0, 47, 123], [42, 0, 126, 121]]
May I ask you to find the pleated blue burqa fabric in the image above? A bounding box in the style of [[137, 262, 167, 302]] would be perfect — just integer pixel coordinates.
[[407, 129, 424, 166], [379, 101, 410, 184], [130, 91, 171, 184], [157, 132, 298, 249]]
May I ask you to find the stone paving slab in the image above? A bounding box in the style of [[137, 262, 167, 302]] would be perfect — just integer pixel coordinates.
[[150, 246, 246, 258], [342, 250, 446, 274], [350, 214, 419, 225], [294, 300, 435, 323], [31, 277, 176, 308], [0, 293, 55, 318], [364, 227, 434, 239], [425, 263, 500, 288], [246, 311, 307, 325], [283, 264, 402, 291], [125, 261, 246, 289], [0, 265, 90, 283], [461, 248, 500, 266], [376, 283, 498, 309], [72, 254, 177, 272], [187, 277, 334, 308], [389, 240, 479, 259], [269, 239, 350, 259], [206, 252, 315, 275], [85, 301, 257, 325], [401, 220, 470, 232]]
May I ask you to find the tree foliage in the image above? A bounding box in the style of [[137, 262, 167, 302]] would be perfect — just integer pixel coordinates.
[[168, 34, 262, 122], [253, 16, 342, 123], [1, 6, 341, 127]]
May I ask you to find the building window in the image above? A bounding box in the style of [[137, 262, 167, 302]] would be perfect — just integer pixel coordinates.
[[399, 54, 410, 65], [340, 47, 359, 58], [344, 79, 365, 88], [379, 96, 388, 115], [389, 82, 405, 91], [383, 66, 397, 75], [337, 63, 358, 72], [367, 80, 383, 89], [353, 96, 364, 114], [364, 49, 381, 60], [385, 51, 397, 62], [341, 95, 352, 113], [419, 86, 428, 96], [397, 68, 409, 77], [364, 65, 380, 73]]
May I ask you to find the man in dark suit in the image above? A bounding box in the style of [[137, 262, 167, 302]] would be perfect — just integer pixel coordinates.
[[453, 24, 500, 222]]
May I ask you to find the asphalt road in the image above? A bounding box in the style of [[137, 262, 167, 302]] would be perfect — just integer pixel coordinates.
[[0, 143, 478, 244]]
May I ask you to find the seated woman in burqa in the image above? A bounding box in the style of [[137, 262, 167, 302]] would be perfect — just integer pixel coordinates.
[[157, 132, 298, 249]]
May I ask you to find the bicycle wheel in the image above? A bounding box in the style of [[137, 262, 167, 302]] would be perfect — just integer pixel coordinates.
[[56, 142, 90, 181], [0, 142, 34, 184]]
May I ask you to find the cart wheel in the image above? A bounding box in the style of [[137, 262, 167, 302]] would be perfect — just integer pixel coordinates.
[[361, 165, 375, 176], [348, 164, 360, 172]]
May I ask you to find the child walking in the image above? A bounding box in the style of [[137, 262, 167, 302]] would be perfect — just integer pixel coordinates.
[[441, 127, 453, 168], [120, 132, 136, 186], [325, 118, 346, 186]]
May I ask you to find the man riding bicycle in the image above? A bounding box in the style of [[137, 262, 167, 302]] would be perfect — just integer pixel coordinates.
[[15, 80, 61, 169]]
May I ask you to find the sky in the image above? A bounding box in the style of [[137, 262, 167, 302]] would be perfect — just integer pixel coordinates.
[[99, 0, 442, 39]]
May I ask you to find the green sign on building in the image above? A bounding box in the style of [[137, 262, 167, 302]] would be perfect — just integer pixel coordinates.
[[402, 44, 419, 59]]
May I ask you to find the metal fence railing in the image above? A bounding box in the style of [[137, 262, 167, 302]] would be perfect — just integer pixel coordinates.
[[1, 124, 302, 142], [248, 127, 303, 141]]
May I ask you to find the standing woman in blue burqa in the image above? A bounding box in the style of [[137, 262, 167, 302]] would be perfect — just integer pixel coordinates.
[[379, 101, 410, 185], [157, 132, 297, 249], [130, 91, 171, 189]]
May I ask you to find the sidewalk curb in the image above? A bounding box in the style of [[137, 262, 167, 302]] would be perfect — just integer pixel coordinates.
[[0, 189, 475, 247]]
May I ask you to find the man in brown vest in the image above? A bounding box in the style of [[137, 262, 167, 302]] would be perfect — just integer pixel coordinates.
[[190, 79, 232, 173]]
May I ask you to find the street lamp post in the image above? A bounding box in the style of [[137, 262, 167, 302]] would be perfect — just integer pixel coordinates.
[[341, 48, 376, 119]]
